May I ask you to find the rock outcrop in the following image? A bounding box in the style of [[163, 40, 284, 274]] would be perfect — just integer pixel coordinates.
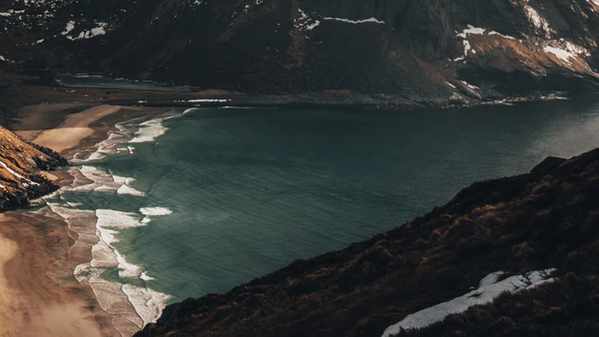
[[0, 125, 66, 211], [135, 148, 599, 336]]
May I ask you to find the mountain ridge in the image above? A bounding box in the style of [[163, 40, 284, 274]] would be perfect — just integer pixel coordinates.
[[1, 0, 599, 106]]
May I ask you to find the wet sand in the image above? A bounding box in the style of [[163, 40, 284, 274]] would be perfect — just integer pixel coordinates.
[[0, 103, 170, 336], [0, 212, 114, 337], [31, 105, 129, 153]]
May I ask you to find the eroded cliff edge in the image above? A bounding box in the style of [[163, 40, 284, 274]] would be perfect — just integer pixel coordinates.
[[0, 125, 66, 211], [137, 149, 599, 336]]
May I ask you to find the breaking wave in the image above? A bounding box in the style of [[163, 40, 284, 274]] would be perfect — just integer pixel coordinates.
[[43, 111, 180, 336]]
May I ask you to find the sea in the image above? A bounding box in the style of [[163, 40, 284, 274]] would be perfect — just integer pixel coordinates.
[[40, 97, 599, 335]]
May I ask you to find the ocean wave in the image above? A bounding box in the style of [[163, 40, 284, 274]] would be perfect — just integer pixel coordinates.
[[123, 284, 171, 326], [130, 116, 175, 144], [70, 122, 135, 163], [41, 112, 181, 335], [117, 184, 146, 196], [140, 207, 173, 216], [139, 207, 173, 225]]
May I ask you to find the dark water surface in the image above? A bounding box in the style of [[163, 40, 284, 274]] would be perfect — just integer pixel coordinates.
[[57, 98, 599, 303]]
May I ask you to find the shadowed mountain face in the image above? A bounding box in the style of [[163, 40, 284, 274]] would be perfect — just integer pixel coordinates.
[[1, 0, 599, 103], [133, 147, 599, 337]]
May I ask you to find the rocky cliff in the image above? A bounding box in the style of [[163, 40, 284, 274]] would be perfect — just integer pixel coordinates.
[[1, 0, 599, 105], [135, 148, 599, 336], [0, 126, 66, 211]]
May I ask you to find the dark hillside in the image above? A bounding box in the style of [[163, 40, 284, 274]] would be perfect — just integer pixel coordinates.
[[1, 0, 599, 105]]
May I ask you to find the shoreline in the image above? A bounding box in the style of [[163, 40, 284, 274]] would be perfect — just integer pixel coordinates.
[[0, 92, 596, 336], [0, 103, 170, 336], [0, 72, 586, 126]]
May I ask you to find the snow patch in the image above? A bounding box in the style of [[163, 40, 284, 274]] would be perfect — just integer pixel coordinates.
[[453, 25, 516, 62], [462, 80, 480, 91], [295, 8, 321, 32], [382, 269, 557, 337], [524, 3, 554, 38], [322, 17, 384, 24], [544, 46, 575, 64], [61, 21, 108, 41], [457, 25, 485, 38], [488, 31, 516, 40], [543, 39, 590, 66]]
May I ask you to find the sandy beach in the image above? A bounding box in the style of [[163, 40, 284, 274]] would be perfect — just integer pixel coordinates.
[[29, 105, 133, 154], [0, 212, 111, 337], [0, 102, 170, 336]]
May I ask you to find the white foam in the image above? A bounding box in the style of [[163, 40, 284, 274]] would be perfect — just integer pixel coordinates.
[[94, 209, 147, 278], [140, 272, 155, 281], [139, 207, 172, 225], [122, 284, 171, 326], [42, 112, 182, 333], [70, 165, 145, 196], [115, 249, 143, 279], [79, 165, 118, 189], [187, 98, 230, 103], [112, 175, 130, 184], [117, 184, 146, 196], [87, 274, 146, 335], [130, 116, 174, 144], [96, 209, 144, 230], [140, 207, 173, 216]]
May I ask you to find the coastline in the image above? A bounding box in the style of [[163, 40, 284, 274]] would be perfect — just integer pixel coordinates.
[[0, 103, 170, 336], [0, 91, 596, 337]]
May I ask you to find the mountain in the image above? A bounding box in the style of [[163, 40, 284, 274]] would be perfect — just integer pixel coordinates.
[[135, 149, 599, 336], [1, 0, 599, 106], [0, 126, 66, 211]]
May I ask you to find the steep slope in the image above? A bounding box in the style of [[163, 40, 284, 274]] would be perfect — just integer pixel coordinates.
[[136, 149, 599, 337], [1, 0, 599, 105], [0, 125, 66, 210]]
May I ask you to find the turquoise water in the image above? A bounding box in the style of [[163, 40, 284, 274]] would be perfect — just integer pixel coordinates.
[[49, 98, 599, 316]]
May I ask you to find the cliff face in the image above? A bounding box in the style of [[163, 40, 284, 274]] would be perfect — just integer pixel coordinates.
[[0, 126, 66, 211], [1, 0, 599, 104], [136, 149, 599, 337]]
